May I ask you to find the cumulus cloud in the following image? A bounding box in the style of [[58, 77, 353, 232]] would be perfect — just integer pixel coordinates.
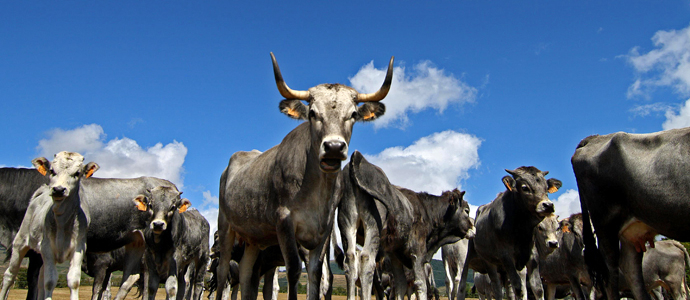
[[199, 206, 219, 244], [626, 24, 690, 98], [37, 124, 187, 188], [630, 102, 674, 118], [662, 98, 690, 130], [350, 60, 478, 128], [364, 130, 482, 194], [552, 189, 581, 219]]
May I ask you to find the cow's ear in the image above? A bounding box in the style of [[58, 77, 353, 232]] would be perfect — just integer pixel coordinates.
[[178, 198, 191, 213], [133, 195, 148, 212], [32, 157, 51, 176], [449, 189, 465, 206], [502, 176, 515, 192], [356, 103, 385, 122], [279, 99, 308, 120], [547, 178, 562, 193], [83, 162, 100, 178]]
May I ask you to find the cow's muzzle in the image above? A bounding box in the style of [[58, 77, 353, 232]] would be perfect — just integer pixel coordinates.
[[151, 220, 167, 234], [51, 186, 67, 201], [320, 140, 348, 173], [536, 200, 555, 216]]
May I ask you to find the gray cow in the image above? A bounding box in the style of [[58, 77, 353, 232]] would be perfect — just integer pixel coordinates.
[[473, 273, 493, 300], [459, 167, 561, 300], [572, 128, 690, 300], [618, 239, 690, 300], [216, 53, 393, 300], [527, 214, 592, 300], [338, 151, 475, 300], [442, 238, 469, 300], [0, 152, 99, 300], [134, 186, 210, 300], [0, 167, 176, 300]]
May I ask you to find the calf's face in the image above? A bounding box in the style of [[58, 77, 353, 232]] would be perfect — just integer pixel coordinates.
[[444, 189, 475, 239], [32, 151, 98, 201], [133, 186, 190, 234], [534, 214, 560, 254], [502, 166, 561, 217]]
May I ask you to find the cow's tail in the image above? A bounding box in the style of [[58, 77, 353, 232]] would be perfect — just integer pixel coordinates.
[[580, 197, 608, 292], [672, 240, 690, 297], [349, 151, 396, 211]]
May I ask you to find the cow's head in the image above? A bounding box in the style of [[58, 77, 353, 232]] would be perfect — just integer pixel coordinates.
[[132, 185, 189, 235], [444, 189, 476, 239], [272, 53, 393, 173], [502, 166, 561, 217], [534, 214, 560, 255], [32, 151, 99, 202]]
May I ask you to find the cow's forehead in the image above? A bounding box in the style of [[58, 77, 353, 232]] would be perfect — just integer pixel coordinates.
[[52, 151, 85, 171], [309, 84, 358, 111], [150, 186, 180, 201]]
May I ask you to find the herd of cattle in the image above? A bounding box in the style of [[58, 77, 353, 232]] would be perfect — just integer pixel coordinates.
[[1, 53, 689, 300]]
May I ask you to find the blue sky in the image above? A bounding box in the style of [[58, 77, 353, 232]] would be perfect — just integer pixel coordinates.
[[3, 2, 690, 250]]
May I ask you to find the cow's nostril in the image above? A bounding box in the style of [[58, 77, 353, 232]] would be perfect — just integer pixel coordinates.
[[52, 186, 66, 196], [548, 241, 559, 248], [324, 141, 345, 153]]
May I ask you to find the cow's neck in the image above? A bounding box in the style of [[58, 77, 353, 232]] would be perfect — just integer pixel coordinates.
[[51, 188, 82, 219], [424, 196, 459, 257]]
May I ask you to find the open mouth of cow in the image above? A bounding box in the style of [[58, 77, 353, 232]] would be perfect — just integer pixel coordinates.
[[152, 228, 164, 235], [319, 159, 342, 172], [51, 195, 66, 201]]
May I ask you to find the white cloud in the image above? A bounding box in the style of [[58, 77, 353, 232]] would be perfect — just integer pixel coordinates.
[[364, 130, 482, 194], [552, 189, 581, 219], [630, 102, 673, 118], [350, 60, 478, 129], [37, 124, 187, 188], [662, 98, 690, 130], [199, 206, 219, 244], [626, 23, 690, 99]]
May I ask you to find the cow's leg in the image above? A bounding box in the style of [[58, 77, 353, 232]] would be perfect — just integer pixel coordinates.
[[41, 252, 58, 300], [457, 242, 475, 300], [239, 243, 260, 300], [114, 234, 145, 300], [388, 257, 407, 300], [216, 217, 236, 300], [486, 268, 502, 300], [501, 259, 527, 300], [0, 245, 31, 300], [25, 251, 42, 300], [102, 273, 112, 300], [145, 258, 161, 300], [91, 264, 110, 300], [262, 267, 279, 300], [410, 256, 427, 300], [595, 232, 621, 300], [164, 258, 179, 300], [67, 243, 86, 300], [359, 224, 379, 300], [228, 283, 237, 300], [568, 275, 586, 300], [277, 208, 301, 300], [526, 257, 543, 300], [620, 239, 652, 300], [339, 211, 359, 300], [442, 256, 454, 300], [306, 240, 327, 300], [322, 257, 333, 300]]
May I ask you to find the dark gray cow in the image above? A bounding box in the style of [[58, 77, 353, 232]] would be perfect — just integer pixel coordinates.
[[0, 168, 48, 300], [338, 151, 475, 300], [459, 167, 561, 300], [1, 152, 99, 300], [473, 273, 493, 300], [133, 186, 210, 300], [217, 53, 393, 300], [0, 167, 175, 300], [82, 246, 146, 300], [571, 129, 690, 300], [526, 214, 591, 300]]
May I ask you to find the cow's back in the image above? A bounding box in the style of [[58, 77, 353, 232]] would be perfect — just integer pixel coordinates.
[[573, 129, 690, 239], [83, 176, 176, 252]]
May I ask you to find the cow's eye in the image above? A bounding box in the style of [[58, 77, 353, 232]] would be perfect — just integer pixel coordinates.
[[350, 111, 358, 120], [50, 169, 57, 176], [521, 185, 530, 192], [74, 171, 81, 177]]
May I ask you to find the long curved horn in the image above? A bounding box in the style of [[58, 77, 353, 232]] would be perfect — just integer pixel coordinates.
[[271, 52, 310, 100], [357, 56, 394, 102]]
